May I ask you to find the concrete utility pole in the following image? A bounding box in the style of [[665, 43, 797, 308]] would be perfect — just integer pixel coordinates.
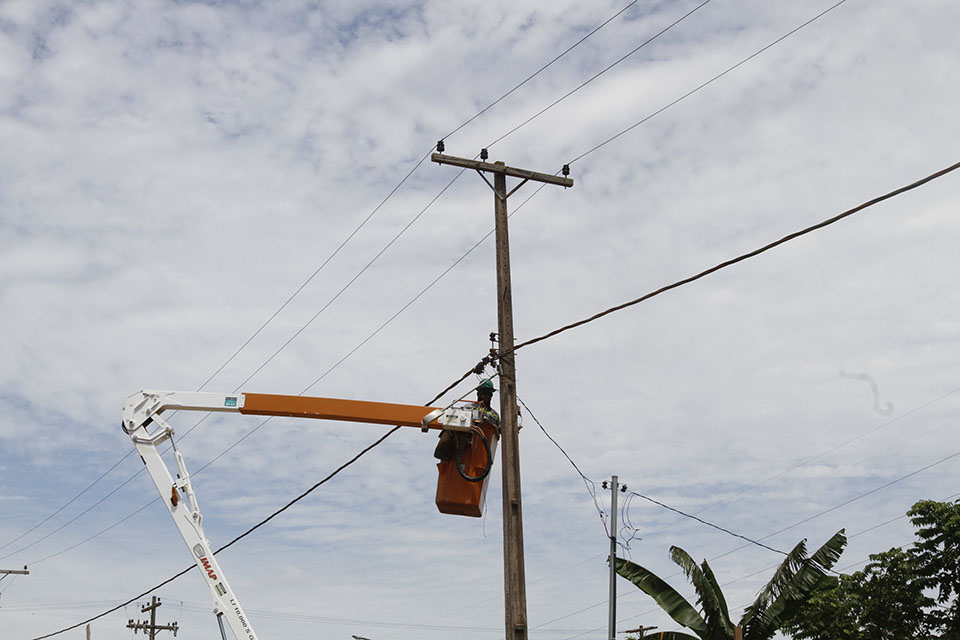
[[432, 147, 573, 640], [607, 476, 619, 640], [127, 596, 179, 639]]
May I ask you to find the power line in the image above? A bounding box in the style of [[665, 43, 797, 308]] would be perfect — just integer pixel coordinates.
[[625, 491, 786, 556], [201, 0, 654, 396], [706, 448, 960, 564], [513, 159, 960, 352], [0, 450, 133, 554], [0, 467, 143, 562], [567, 0, 851, 165], [442, 0, 644, 143], [520, 394, 785, 555], [620, 384, 960, 545], [484, 0, 717, 151]]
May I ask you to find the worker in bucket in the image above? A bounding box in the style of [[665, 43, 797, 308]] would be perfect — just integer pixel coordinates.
[[433, 379, 499, 461]]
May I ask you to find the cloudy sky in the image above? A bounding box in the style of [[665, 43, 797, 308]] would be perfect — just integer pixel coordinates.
[[1, 0, 958, 638]]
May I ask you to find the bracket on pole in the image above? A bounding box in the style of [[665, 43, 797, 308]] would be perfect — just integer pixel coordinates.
[[431, 153, 573, 188]]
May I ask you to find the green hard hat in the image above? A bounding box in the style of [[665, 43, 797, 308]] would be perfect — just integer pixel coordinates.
[[478, 379, 497, 393]]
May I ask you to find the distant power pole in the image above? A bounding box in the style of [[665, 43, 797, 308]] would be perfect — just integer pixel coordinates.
[[127, 596, 179, 639], [433, 146, 573, 640], [607, 476, 620, 640], [0, 565, 28, 603], [0, 566, 29, 576]]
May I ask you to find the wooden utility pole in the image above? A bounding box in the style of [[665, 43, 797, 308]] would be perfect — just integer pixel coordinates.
[[0, 566, 28, 603], [432, 148, 573, 640], [127, 596, 179, 638]]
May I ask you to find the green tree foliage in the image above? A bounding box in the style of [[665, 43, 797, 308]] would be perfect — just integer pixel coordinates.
[[784, 547, 933, 640], [615, 530, 846, 640], [909, 499, 960, 636], [787, 498, 960, 639]]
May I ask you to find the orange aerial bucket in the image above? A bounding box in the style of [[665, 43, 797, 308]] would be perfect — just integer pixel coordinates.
[[435, 421, 499, 517]]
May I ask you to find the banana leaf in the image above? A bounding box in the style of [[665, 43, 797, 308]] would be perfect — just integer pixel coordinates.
[[616, 557, 708, 636]]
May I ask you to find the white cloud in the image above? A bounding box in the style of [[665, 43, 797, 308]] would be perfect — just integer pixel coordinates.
[[1, 0, 959, 638]]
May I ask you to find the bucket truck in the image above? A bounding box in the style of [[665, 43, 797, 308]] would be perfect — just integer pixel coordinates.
[[122, 389, 499, 640]]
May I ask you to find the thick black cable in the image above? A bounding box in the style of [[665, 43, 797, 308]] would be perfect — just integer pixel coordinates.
[[567, 0, 851, 165], [513, 160, 960, 352]]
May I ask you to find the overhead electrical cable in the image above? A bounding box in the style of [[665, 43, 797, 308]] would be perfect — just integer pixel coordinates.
[[519, 396, 610, 535], [28, 498, 156, 566], [625, 491, 786, 555], [719, 490, 960, 588], [485, 0, 717, 151], [229, 169, 467, 390], [621, 384, 960, 543], [566, 0, 851, 165], [442, 0, 644, 142], [0, 451, 131, 553], [707, 448, 960, 564], [522, 393, 785, 554], [196, 152, 433, 394], [0, 471, 142, 562], [512, 160, 960, 353]]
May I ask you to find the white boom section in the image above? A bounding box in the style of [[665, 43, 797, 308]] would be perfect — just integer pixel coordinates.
[[123, 391, 256, 640], [122, 390, 475, 640]]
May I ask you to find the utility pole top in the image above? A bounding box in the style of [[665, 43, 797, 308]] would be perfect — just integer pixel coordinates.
[[127, 596, 179, 639], [431, 153, 574, 188], [0, 567, 29, 575]]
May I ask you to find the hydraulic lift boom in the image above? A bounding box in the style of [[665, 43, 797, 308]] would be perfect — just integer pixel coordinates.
[[122, 390, 488, 640]]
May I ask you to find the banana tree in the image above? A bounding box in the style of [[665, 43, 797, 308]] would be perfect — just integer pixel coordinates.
[[615, 530, 846, 640]]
